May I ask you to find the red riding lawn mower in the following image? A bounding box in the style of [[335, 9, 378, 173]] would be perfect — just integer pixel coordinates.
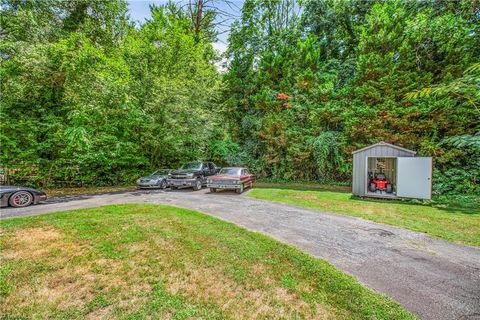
[[368, 172, 393, 193]]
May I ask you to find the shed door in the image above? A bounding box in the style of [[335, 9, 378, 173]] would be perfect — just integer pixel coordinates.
[[397, 157, 432, 199]]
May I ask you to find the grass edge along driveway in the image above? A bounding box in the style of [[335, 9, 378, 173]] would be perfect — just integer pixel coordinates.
[[0, 204, 414, 319], [248, 188, 480, 247]]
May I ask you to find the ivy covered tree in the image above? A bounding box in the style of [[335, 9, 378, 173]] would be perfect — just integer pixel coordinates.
[[224, 0, 479, 196]]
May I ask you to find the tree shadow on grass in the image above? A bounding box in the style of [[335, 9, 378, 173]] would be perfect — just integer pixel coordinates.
[[255, 182, 351, 193], [348, 194, 479, 215], [255, 183, 479, 214]]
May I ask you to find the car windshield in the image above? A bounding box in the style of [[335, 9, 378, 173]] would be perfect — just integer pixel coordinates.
[[150, 170, 170, 176], [180, 162, 202, 170], [219, 168, 242, 175]]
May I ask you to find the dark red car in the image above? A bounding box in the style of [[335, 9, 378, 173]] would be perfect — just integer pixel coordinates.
[[206, 167, 255, 194]]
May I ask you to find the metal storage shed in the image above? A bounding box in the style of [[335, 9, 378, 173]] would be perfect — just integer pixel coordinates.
[[352, 142, 432, 200]]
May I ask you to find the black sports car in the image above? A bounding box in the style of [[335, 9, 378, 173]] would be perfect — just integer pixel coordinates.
[[0, 186, 47, 208]]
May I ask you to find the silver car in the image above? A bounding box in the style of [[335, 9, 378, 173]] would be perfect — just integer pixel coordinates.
[[136, 169, 172, 189]]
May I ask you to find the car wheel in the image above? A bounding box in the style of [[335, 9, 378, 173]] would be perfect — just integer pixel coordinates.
[[9, 191, 33, 208], [210, 188, 217, 193], [160, 179, 167, 189], [193, 178, 202, 191], [386, 184, 393, 193], [236, 184, 244, 194]]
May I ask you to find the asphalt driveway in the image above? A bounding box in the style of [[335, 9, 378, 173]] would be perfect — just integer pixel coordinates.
[[1, 188, 479, 320]]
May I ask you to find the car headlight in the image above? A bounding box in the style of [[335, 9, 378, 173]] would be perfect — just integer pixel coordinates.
[[136, 179, 141, 183], [186, 173, 194, 177]]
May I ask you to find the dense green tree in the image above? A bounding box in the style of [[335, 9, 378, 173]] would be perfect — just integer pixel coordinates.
[[224, 0, 479, 196], [1, 0, 223, 186], [129, 4, 222, 167], [0, 0, 478, 199]]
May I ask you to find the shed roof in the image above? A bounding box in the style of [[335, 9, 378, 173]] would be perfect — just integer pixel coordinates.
[[352, 141, 416, 155]]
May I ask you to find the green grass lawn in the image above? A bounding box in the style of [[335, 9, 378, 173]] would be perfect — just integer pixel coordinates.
[[0, 204, 413, 319], [248, 188, 480, 247]]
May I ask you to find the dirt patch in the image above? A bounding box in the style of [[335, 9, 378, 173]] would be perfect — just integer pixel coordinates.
[[39, 266, 95, 309], [0, 227, 151, 317], [255, 182, 351, 193], [2, 227, 74, 259], [1, 228, 92, 311], [166, 264, 333, 319], [1, 224, 336, 319], [44, 186, 136, 198], [84, 305, 114, 320]]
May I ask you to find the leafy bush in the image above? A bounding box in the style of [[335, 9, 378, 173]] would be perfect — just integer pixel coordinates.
[[308, 131, 350, 182], [433, 132, 480, 196]]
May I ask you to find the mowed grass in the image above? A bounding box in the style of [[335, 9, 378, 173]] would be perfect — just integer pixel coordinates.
[[0, 204, 414, 319], [248, 188, 480, 247]]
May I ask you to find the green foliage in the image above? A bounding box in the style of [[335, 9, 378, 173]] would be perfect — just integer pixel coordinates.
[[224, 0, 480, 197], [433, 131, 480, 196], [1, 0, 223, 186], [208, 138, 241, 166], [1, 0, 478, 199], [442, 132, 480, 150], [406, 62, 480, 113], [308, 131, 349, 181]]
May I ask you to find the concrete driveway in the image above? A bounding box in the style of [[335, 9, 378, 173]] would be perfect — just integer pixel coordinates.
[[1, 188, 479, 320]]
